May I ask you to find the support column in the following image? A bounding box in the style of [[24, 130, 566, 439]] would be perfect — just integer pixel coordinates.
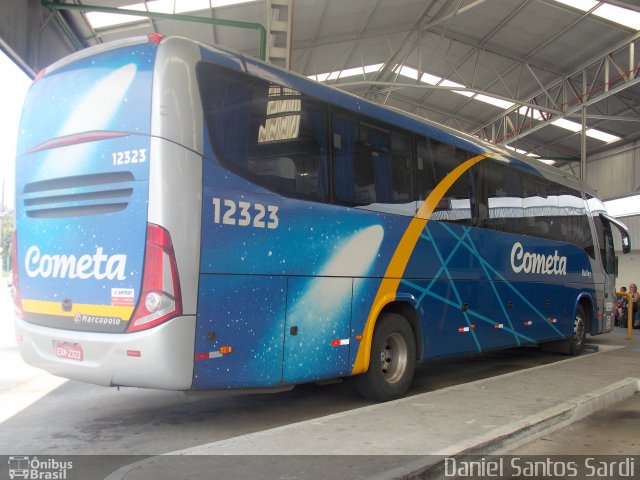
[[581, 72, 587, 181], [581, 105, 587, 181], [266, 0, 293, 69]]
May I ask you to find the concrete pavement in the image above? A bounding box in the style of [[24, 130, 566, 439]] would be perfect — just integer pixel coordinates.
[[509, 392, 640, 455], [105, 327, 640, 480]]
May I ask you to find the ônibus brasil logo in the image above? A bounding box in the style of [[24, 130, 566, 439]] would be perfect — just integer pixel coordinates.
[[8, 456, 73, 479], [24, 246, 127, 281], [510, 242, 567, 276]]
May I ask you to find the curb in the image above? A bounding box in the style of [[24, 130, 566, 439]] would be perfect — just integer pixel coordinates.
[[400, 377, 640, 480]]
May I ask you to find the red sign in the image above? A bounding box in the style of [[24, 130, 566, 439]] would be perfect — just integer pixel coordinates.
[[55, 341, 83, 361]]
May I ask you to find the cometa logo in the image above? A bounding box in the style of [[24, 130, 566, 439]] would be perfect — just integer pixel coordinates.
[[510, 242, 567, 276], [24, 246, 127, 280]]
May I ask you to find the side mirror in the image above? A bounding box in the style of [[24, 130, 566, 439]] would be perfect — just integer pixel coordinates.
[[602, 213, 631, 254]]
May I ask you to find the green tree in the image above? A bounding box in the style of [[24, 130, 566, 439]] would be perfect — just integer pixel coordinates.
[[1, 209, 14, 276]]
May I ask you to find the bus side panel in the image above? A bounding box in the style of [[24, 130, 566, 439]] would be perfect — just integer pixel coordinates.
[[415, 277, 484, 358], [350, 277, 385, 369], [490, 281, 567, 342], [193, 274, 286, 389], [455, 279, 524, 351], [283, 277, 352, 383], [198, 179, 397, 277], [399, 222, 595, 357]]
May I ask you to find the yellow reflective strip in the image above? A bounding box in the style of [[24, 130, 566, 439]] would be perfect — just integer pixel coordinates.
[[22, 299, 133, 321], [352, 153, 495, 374]]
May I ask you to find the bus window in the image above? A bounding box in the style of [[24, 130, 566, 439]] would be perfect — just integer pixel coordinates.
[[594, 215, 616, 274], [198, 63, 329, 202], [332, 113, 358, 204], [555, 186, 591, 252], [390, 133, 414, 203], [356, 123, 389, 204], [523, 174, 555, 240], [477, 159, 523, 234], [522, 173, 595, 254], [428, 140, 473, 225], [332, 114, 413, 207], [604, 220, 615, 275], [415, 137, 437, 201]]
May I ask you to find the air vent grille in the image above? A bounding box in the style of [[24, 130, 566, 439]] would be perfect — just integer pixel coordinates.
[[23, 172, 136, 218]]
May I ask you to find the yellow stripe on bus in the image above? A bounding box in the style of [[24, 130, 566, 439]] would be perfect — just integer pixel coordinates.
[[22, 299, 134, 321], [351, 153, 496, 374]]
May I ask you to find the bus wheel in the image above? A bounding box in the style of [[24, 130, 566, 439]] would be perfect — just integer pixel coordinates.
[[569, 305, 587, 356], [354, 313, 416, 402]]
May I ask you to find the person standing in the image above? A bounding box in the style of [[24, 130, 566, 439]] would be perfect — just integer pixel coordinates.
[[615, 286, 628, 327], [629, 284, 640, 329]]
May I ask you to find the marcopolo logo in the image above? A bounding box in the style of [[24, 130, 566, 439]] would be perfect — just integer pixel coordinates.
[[73, 312, 122, 326], [510, 242, 567, 276], [24, 246, 127, 281], [8, 456, 73, 479]]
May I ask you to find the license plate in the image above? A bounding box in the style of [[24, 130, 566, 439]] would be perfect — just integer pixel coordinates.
[[55, 341, 83, 362]]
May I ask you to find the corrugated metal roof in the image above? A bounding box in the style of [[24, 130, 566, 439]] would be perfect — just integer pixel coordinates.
[[55, 0, 640, 166]]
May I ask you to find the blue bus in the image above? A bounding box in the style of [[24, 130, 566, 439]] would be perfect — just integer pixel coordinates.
[[11, 35, 630, 401]]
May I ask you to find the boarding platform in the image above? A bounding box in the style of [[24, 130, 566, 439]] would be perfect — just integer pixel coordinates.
[[107, 328, 640, 480]]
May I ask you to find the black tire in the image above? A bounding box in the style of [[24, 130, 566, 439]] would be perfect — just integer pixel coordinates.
[[354, 313, 416, 402], [568, 305, 587, 356]]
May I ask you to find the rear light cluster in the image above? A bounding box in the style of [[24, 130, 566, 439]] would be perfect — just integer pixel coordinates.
[[28, 131, 128, 153], [11, 232, 24, 319], [147, 33, 164, 45], [128, 224, 182, 332]]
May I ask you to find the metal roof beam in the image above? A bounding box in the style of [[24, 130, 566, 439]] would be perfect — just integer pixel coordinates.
[[473, 34, 640, 144], [566, 114, 640, 123], [337, 80, 560, 114], [320, 0, 380, 86], [299, 0, 328, 73], [486, 76, 640, 145]]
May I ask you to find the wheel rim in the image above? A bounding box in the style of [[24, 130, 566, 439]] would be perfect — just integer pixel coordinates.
[[378, 332, 408, 384], [574, 314, 585, 346]]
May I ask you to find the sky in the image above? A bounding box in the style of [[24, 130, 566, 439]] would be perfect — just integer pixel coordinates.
[[0, 50, 31, 211]]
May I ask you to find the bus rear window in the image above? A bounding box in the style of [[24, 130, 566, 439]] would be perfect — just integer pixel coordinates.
[[17, 43, 155, 157], [197, 63, 329, 202]]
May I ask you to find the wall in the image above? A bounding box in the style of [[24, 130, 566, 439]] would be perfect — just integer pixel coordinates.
[[613, 215, 640, 291], [578, 141, 640, 290], [583, 141, 640, 201], [616, 248, 640, 292]]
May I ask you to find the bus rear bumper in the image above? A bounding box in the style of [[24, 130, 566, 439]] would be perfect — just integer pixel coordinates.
[[14, 315, 196, 390]]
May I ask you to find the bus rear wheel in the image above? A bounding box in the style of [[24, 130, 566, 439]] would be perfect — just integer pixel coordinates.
[[354, 313, 416, 402]]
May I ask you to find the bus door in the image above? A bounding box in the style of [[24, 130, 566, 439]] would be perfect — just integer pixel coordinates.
[[591, 214, 616, 333], [597, 214, 631, 332], [283, 277, 352, 383]]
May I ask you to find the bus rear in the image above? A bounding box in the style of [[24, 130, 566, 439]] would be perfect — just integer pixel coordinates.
[[12, 35, 196, 390]]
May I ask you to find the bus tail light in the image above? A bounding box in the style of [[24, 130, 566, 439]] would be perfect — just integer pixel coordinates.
[[148, 33, 164, 45], [128, 224, 182, 332], [11, 232, 24, 319], [34, 68, 47, 81]]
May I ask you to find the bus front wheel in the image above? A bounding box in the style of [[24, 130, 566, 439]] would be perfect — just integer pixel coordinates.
[[569, 305, 587, 356], [354, 313, 416, 402]]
